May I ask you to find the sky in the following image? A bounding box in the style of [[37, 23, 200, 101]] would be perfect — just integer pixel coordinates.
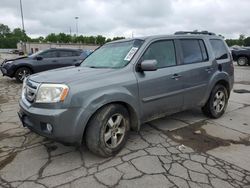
[[0, 0, 249, 39]]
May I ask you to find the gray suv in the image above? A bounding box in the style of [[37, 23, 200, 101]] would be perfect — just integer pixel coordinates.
[[18, 31, 234, 157]]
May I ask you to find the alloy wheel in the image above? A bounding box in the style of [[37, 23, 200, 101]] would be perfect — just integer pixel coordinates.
[[104, 113, 126, 148], [18, 69, 30, 81], [213, 90, 226, 113]]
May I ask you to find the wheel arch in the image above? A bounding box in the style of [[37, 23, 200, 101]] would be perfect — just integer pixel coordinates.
[[214, 79, 230, 97], [14, 65, 34, 75], [202, 71, 232, 107], [80, 101, 140, 144]]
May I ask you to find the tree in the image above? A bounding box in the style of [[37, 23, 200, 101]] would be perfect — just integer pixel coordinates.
[[0, 23, 128, 48], [238, 34, 245, 46], [0, 24, 10, 36], [112, 37, 125, 41], [45, 33, 58, 42], [106, 38, 112, 43], [57, 33, 71, 43], [225, 39, 239, 47], [244, 37, 250, 46], [96, 35, 106, 45]]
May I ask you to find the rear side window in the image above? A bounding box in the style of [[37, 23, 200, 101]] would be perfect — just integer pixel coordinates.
[[72, 51, 82, 56], [58, 50, 74, 57], [180, 39, 208, 64], [141, 40, 176, 68], [210, 39, 228, 60]]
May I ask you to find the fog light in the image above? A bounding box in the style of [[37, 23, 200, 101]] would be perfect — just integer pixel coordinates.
[[46, 123, 53, 133]]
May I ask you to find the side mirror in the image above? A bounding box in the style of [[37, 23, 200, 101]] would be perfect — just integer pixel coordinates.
[[139, 60, 158, 71], [75, 62, 81, 67], [36, 56, 43, 61]]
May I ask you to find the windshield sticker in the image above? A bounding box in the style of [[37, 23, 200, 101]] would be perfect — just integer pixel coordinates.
[[124, 47, 139, 61]]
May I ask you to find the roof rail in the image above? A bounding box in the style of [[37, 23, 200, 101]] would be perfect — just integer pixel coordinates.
[[174, 31, 216, 35]]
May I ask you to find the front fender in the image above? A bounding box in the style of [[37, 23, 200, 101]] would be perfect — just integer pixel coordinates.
[[15, 63, 34, 73], [71, 88, 140, 144]]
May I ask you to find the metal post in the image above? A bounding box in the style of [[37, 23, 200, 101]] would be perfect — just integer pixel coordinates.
[[19, 0, 26, 54], [75, 17, 79, 37]]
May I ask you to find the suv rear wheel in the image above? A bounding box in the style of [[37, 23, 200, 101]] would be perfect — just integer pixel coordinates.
[[15, 67, 32, 83], [237, 56, 248, 66], [202, 84, 228, 118], [85, 104, 130, 157]]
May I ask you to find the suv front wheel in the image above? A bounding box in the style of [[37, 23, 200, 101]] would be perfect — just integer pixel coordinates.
[[85, 104, 130, 157], [15, 67, 32, 83], [202, 84, 228, 118]]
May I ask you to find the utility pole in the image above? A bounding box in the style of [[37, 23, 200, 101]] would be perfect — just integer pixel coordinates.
[[19, 0, 26, 53], [75, 17, 79, 37]]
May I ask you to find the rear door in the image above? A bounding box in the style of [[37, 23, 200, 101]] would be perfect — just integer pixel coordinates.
[[57, 50, 81, 67], [177, 39, 214, 108], [135, 40, 184, 122]]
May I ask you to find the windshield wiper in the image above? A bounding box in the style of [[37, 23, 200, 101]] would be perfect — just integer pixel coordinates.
[[88, 66, 110, 69]]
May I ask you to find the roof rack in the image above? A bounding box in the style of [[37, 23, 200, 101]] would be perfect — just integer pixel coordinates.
[[174, 31, 216, 35]]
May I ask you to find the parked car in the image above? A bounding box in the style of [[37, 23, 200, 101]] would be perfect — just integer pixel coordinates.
[[231, 47, 250, 66], [10, 49, 24, 56], [18, 31, 234, 157], [1, 48, 88, 82]]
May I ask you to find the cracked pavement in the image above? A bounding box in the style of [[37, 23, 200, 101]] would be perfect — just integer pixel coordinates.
[[0, 63, 250, 188]]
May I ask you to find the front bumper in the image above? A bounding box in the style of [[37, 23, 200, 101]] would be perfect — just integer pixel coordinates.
[[0, 66, 7, 75], [18, 99, 85, 145], [0, 65, 15, 77]]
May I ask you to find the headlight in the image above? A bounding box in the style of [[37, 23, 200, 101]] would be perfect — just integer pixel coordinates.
[[21, 77, 27, 100], [4, 61, 13, 65], [35, 84, 69, 103]]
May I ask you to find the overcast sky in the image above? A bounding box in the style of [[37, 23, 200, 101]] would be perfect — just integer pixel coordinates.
[[0, 0, 249, 39]]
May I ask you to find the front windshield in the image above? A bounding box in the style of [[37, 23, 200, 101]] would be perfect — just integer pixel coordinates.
[[82, 39, 144, 68], [28, 50, 45, 58]]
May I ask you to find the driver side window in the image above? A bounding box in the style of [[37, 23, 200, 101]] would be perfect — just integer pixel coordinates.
[[141, 40, 176, 68]]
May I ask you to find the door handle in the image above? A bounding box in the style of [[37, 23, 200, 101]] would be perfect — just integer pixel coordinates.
[[73, 59, 77, 62], [171, 74, 182, 80], [52, 60, 57, 62]]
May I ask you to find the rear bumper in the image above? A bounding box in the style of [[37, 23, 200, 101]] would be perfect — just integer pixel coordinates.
[[18, 99, 85, 145]]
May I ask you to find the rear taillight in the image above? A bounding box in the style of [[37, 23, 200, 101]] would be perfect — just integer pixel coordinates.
[[230, 62, 234, 74]]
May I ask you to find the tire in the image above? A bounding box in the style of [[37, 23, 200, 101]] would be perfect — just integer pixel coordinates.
[[85, 104, 130, 157], [14, 67, 32, 83], [237, 56, 248, 66], [202, 84, 228, 119]]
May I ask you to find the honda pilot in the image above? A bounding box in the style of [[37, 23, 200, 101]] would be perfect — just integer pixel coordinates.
[[18, 31, 234, 157]]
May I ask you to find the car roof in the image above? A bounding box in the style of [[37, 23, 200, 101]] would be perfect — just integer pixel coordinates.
[[49, 48, 82, 51], [108, 33, 223, 44]]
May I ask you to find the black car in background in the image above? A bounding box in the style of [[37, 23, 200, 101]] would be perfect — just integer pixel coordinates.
[[1, 48, 89, 82], [231, 47, 250, 66]]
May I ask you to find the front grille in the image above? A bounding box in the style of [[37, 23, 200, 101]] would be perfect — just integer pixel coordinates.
[[25, 79, 39, 103]]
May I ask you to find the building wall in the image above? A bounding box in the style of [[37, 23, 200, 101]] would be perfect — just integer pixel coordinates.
[[17, 42, 99, 54]]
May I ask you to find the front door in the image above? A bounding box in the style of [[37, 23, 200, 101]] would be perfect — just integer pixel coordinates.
[[35, 50, 59, 72], [135, 40, 184, 122]]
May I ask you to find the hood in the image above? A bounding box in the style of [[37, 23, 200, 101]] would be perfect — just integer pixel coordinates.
[[29, 66, 118, 84], [7, 56, 29, 62], [2, 56, 29, 65]]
